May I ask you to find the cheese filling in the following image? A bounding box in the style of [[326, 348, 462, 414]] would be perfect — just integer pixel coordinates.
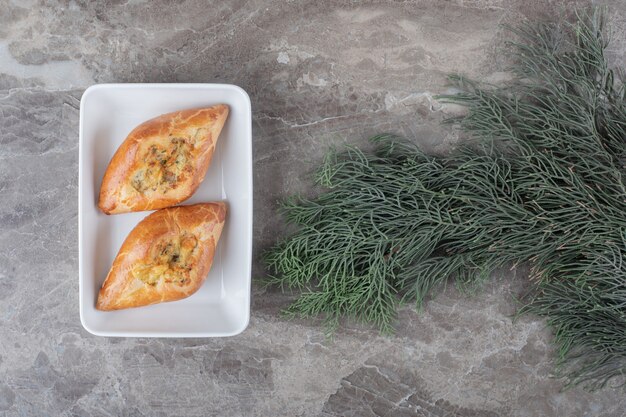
[[131, 137, 193, 194], [132, 234, 199, 287]]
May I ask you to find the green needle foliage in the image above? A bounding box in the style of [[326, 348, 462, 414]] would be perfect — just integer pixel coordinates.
[[264, 9, 625, 389]]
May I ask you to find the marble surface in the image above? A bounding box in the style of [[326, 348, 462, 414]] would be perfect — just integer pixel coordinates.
[[0, 1, 625, 416]]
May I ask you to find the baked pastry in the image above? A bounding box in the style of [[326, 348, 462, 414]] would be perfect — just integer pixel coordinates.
[[98, 105, 229, 214], [96, 202, 227, 311]]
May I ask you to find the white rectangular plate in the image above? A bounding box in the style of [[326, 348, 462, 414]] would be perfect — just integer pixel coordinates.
[[79, 84, 252, 337]]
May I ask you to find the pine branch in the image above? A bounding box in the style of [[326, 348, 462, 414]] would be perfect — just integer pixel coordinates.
[[265, 8, 626, 389]]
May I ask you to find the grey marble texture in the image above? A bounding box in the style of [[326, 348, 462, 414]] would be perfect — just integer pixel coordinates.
[[0, 0, 625, 416]]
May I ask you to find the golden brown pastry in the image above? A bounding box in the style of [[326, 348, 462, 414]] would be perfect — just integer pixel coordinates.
[[96, 202, 227, 311], [98, 105, 229, 214]]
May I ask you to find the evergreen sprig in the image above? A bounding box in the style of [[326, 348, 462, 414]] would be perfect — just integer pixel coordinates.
[[264, 9, 626, 389]]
